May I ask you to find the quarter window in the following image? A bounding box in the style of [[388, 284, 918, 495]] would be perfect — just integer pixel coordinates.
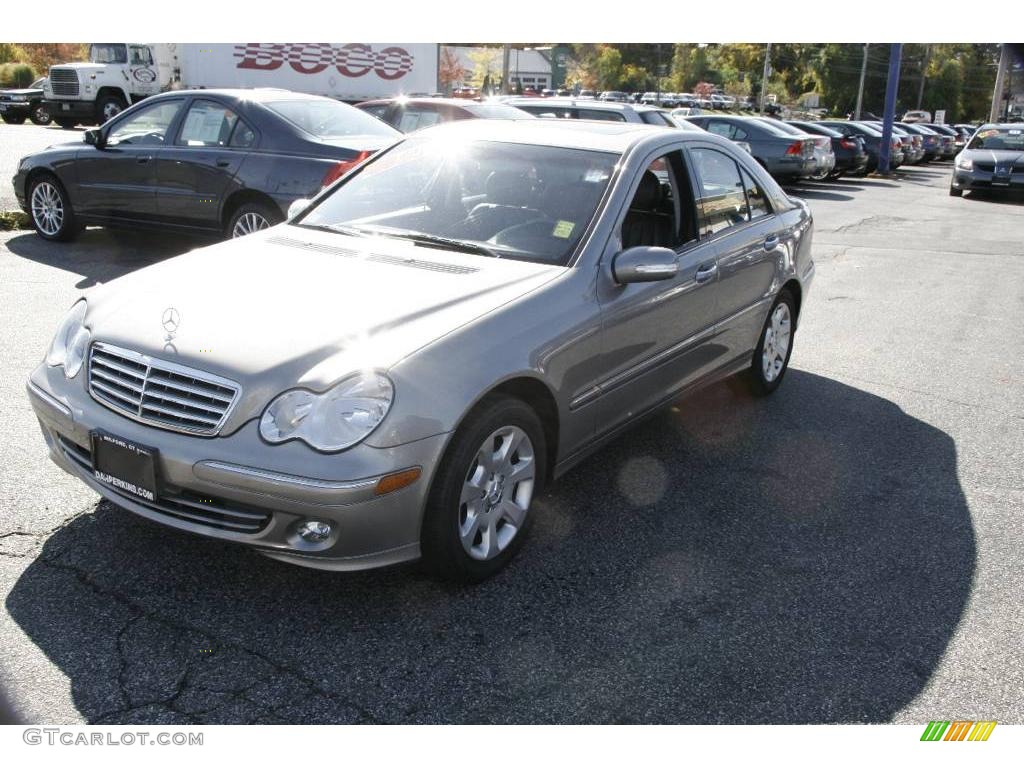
[[178, 100, 240, 147], [740, 167, 771, 220], [106, 100, 182, 146], [690, 147, 750, 237]]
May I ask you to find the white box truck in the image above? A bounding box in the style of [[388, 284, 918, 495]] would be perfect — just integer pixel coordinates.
[[43, 42, 439, 128]]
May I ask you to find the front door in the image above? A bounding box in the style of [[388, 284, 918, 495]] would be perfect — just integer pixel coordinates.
[[156, 98, 254, 228], [75, 98, 184, 221], [593, 148, 726, 436]]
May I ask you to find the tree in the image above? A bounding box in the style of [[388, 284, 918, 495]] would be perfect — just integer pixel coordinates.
[[467, 46, 501, 90], [439, 46, 466, 94], [594, 46, 623, 90], [17, 44, 88, 74]]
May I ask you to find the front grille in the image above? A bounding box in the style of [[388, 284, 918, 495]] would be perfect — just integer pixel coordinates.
[[58, 436, 271, 534], [48, 68, 80, 97], [88, 342, 240, 436]]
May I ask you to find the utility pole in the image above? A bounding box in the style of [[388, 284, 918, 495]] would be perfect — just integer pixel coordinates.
[[759, 42, 772, 115], [879, 43, 903, 175], [917, 44, 930, 109], [501, 44, 511, 95], [990, 44, 1010, 122], [854, 43, 869, 120]]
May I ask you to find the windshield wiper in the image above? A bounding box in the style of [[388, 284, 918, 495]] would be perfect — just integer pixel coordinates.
[[342, 225, 502, 258]]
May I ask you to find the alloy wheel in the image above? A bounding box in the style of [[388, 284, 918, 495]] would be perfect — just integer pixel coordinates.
[[31, 182, 64, 237], [761, 302, 791, 383], [458, 426, 536, 561], [232, 212, 270, 238], [33, 105, 51, 123]]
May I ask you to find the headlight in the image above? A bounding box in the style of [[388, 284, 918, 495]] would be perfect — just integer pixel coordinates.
[[11, 95, 29, 102], [46, 300, 90, 378], [956, 155, 973, 171], [260, 372, 393, 452]]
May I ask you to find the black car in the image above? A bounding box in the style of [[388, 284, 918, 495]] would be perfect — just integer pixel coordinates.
[[0, 78, 51, 125], [13, 89, 400, 241], [814, 121, 888, 174], [949, 124, 1024, 196], [787, 120, 869, 180]]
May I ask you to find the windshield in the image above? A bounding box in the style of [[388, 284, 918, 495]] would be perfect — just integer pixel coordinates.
[[465, 104, 534, 120], [264, 99, 399, 139], [30, 78, 46, 89], [90, 44, 127, 64], [968, 127, 1024, 151], [299, 138, 618, 266]]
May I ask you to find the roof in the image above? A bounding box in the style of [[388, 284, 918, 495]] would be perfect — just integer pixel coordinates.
[[506, 98, 666, 114], [152, 88, 338, 103], [413, 118, 670, 153]]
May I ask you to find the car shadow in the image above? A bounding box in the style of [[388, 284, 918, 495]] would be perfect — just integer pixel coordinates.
[[962, 190, 1024, 206], [6, 370, 974, 724], [4, 228, 214, 289], [784, 187, 856, 202]]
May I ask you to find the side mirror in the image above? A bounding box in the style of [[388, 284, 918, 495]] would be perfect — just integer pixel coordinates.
[[287, 198, 312, 220], [612, 246, 678, 284], [83, 129, 104, 148]]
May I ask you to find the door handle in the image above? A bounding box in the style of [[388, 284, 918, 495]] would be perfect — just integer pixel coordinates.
[[136, 155, 152, 164], [695, 263, 718, 284], [763, 236, 780, 251], [216, 158, 231, 168]]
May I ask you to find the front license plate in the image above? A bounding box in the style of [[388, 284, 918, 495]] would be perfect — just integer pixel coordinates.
[[90, 431, 158, 503], [61, 103, 71, 111]]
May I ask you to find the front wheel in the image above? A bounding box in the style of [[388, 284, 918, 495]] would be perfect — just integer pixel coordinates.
[[2, 114, 26, 125], [96, 94, 126, 124], [949, 185, 963, 197], [30, 103, 52, 125], [28, 174, 80, 242], [420, 396, 546, 582], [748, 290, 796, 396]]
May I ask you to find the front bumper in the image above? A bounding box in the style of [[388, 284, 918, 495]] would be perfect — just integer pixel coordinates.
[[951, 168, 1024, 192], [0, 101, 31, 117], [43, 99, 96, 120], [27, 365, 451, 571]]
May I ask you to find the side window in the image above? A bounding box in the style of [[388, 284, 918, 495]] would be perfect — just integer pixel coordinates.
[[739, 167, 771, 220], [106, 100, 183, 146], [129, 46, 153, 66], [397, 107, 442, 133], [576, 108, 625, 122], [690, 147, 750, 237], [621, 151, 698, 250], [705, 121, 735, 140], [229, 119, 257, 148], [178, 100, 239, 147]]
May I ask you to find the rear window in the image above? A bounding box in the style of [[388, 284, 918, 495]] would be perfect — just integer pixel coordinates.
[[849, 122, 883, 137], [264, 99, 399, 139], [750, 119, 800, 138]]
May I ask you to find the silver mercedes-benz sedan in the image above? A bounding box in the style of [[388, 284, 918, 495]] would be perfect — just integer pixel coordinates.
[[27, 119, 815, 581]]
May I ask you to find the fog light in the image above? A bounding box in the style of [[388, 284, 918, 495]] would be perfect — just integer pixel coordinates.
[[297, 519, 332, 542]]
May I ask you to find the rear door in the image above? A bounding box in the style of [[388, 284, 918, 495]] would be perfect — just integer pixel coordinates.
[[75, 98, 185, 221], [685, 144, 780, 361], [156, 97, 256, 228]]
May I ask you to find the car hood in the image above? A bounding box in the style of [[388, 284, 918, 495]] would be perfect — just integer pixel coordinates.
[[51, 63, 106, 73], [963, 148, 1023, 163], [82, 225, 564, 433]]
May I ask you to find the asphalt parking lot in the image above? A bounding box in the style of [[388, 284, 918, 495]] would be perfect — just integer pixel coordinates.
[[1, 121, 1022, 725]]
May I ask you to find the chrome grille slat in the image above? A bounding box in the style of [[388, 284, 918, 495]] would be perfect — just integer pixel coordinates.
[[87, 342, 240, 436], [49, 68, 80, 97]]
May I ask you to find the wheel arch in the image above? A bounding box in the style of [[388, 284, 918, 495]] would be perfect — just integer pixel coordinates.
[[221, 189, 283, 230], [781, 278, 803, 327], [96, 86, 129, 105]]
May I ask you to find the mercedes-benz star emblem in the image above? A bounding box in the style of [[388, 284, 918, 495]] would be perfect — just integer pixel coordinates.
[[162, 307, 181, 336]]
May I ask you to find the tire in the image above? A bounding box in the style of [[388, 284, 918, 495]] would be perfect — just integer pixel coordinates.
[[30, 102, 52, 125], [27, 173, 80, 242], [226, 200, 282, 239], [748, 289, 796, 397], [55, 118, 77, 129], [948, 185, 963, 197], [420, 396, 547, 582], [825, 170, 844, 181], [96, 94, 127, 124], [2, 114, 26, 125]]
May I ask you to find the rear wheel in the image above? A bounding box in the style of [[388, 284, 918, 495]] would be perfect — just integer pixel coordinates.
[[226, 201, 282, 239], [748, 289, 796, 396], [28, 174, 80, 242], [55, 118, 77, 129], [420, 396, 546, 582], [30, 103, 52, 125]]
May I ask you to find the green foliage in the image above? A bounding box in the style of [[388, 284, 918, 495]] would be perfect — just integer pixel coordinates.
[[0, 62, 36, 87], [0, 43, 29, 64], [0, 210, 30, 231]]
